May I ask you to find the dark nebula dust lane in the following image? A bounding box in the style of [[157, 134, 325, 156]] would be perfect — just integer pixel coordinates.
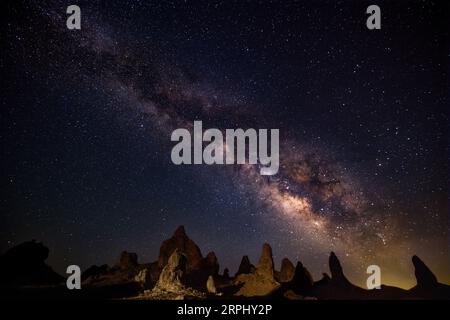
[[1, 0, 449, 289]]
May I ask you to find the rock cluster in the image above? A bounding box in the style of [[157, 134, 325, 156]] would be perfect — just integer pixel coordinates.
[[4, 226, 449, 300]]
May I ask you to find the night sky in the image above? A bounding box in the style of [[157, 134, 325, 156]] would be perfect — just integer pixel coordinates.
[[1, 0, 449, 289]]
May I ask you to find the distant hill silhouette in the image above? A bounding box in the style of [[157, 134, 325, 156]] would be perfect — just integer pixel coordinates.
[[0, 240, 64, 286]]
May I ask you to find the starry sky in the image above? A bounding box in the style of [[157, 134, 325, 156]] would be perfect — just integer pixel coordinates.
[[1, 0, 449, 289]]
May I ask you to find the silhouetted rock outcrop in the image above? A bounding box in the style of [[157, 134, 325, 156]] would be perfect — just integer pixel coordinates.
[[412, 255, 438, 287], [312, 252, 367, 299], [158, 226, 203, 271], [290, 261, 314, 294], [223, 268, 230, 279], [201, 252, 219, 276], [0, 240, 64, 286], [235, 256, 255, 276], [310, 253, 450, 300], [329, 251, 352, 287], [277, 258, 295, 283], [408, 255, 450, 299]]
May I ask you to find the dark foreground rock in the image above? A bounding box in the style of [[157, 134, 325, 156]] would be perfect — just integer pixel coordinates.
[[0, 240, 64, 287], [277, 258, 295, 283], [235, 255, 255, 276], [408, 255, 450, 299]]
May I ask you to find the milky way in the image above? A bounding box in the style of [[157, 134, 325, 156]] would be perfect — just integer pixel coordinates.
[[2, 1, 448, 288]]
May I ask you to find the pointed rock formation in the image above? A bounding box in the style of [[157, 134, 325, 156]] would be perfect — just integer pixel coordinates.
[[236, 255, 255, 276], [412, 255, 438, 288], [234, 243, 280, 297], [278, 258, 295, 283], [408, 255, 450, 299], [290, 261, 314, 293], [311, 252, 369, 299], [154, 249, 187, 293], [256, 243, 275, 278], [145, 249, 204, 299], [408, 256, 450, 299], [158, 226, 203, 271], [223, 268, 230, 279], [329, 251, 352, 287], [201, 251, 219, 276]]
